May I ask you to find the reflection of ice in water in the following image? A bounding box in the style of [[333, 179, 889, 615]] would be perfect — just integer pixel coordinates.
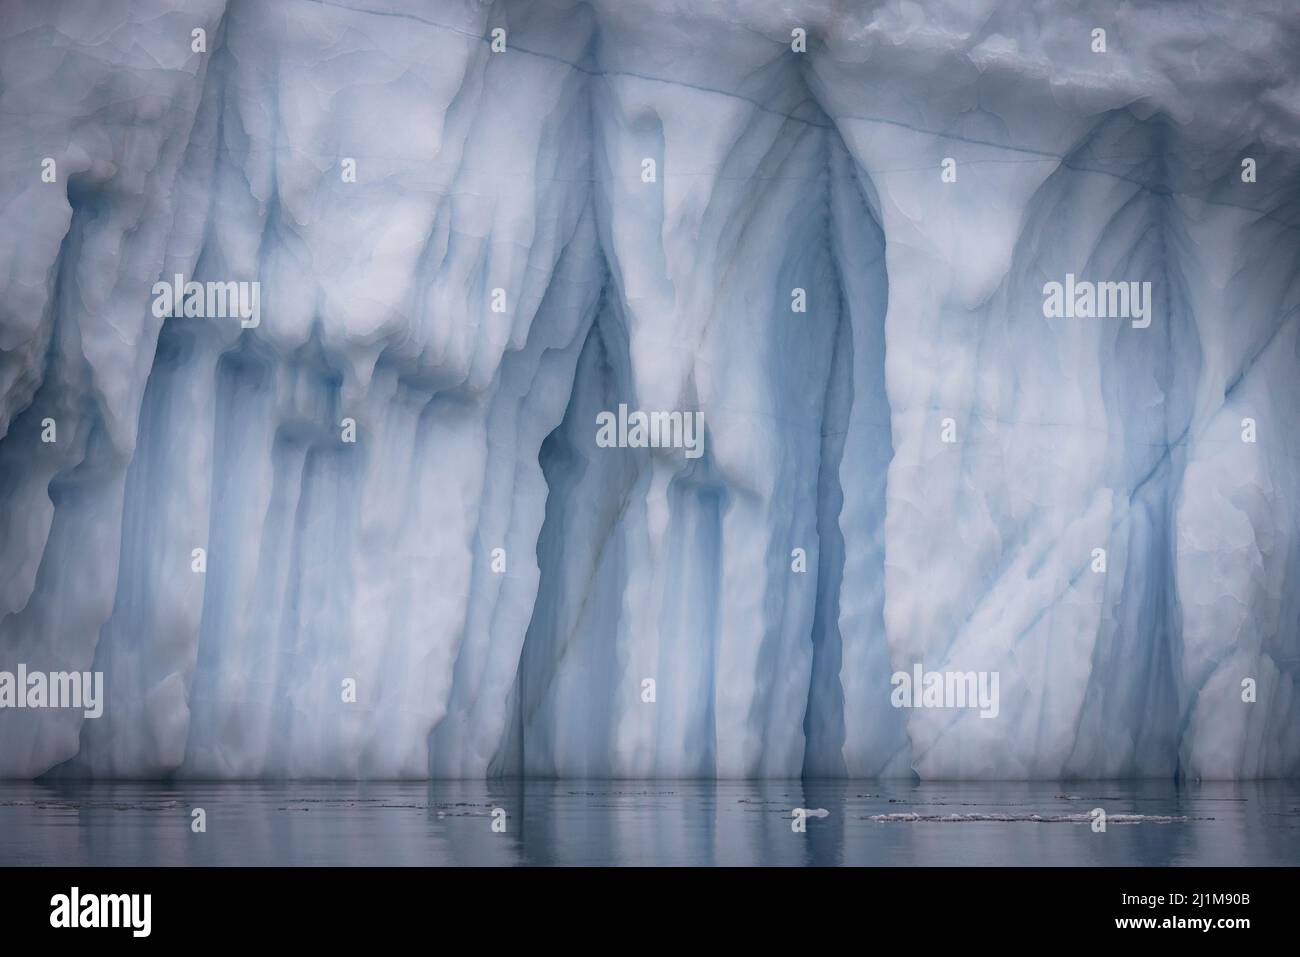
[[0, 779, 1295, 867], [868, 813, 1197, 823]]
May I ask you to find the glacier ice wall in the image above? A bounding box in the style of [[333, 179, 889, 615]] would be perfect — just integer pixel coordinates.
[[0, 0, 1297, 779]]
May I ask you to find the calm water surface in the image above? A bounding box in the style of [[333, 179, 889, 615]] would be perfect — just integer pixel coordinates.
[[2, 779, 1297, 866]]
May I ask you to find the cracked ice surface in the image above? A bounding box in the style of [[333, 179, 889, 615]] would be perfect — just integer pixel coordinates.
[[0, 0, 1297, 779]]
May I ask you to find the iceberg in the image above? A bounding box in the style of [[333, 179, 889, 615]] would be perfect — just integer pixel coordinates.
[[0, 0, 1296, 781]]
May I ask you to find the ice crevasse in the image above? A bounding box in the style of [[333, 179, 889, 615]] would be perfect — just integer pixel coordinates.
[[0, 0, 1297, 780]]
